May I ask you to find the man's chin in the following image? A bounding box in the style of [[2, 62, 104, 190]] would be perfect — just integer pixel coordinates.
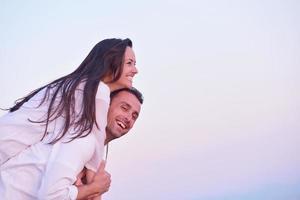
[[107, 127, 128, 140], [114, 130, 128, 139], [111, 130, 124, 139]]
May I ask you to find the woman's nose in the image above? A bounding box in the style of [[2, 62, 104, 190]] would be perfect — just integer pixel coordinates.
[[133, 65, 138, 75]]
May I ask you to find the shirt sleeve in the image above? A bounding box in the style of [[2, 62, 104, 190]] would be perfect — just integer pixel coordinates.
[[0, 88, 50, 165], [84, 97, 108, 171], [37, 134, 96, 200], [0, 81, 110, 166], [96, 82, 110, 102], [37, 82, 109, 199]]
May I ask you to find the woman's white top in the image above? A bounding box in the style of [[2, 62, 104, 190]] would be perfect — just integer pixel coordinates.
[[0, 81, 110, 199]]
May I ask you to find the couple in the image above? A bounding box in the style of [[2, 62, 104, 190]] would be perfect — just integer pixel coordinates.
[[0, 38, 143, 199]]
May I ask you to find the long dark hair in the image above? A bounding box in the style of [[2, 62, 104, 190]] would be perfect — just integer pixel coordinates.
[[9, 38, 133, 144]]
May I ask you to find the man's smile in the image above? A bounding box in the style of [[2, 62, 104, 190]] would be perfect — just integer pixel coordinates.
[[116, 119, 128, 130]]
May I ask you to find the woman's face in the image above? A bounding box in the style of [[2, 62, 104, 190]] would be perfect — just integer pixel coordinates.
[[110, 47, 138, 90]]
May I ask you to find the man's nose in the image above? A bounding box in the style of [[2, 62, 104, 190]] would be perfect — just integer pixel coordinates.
[[124, 113, 131, 126]]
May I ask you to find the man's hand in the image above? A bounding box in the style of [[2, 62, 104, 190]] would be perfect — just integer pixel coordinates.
[[89, 161, 111, 198], [76, 161, 111, 200], [75, 167, 87, 186]]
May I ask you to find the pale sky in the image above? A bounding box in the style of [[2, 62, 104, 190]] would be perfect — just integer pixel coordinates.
[[1, 0, 300, 199]]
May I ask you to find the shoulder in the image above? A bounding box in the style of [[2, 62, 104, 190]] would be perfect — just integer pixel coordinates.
[[96, 81, 110, 103], [57, 133, 98, 167], [64, 132, 97, 148], [98, 81, 110, 95]]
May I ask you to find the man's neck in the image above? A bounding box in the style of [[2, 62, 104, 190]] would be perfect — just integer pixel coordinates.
[[104, 134, 116, 145]]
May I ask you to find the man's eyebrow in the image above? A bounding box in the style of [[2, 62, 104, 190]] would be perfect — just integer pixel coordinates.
[[121, 101, 131, 107]]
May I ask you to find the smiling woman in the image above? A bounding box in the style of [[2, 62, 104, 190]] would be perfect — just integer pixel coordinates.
[[0, 38, 138, 199], [104, 47, 138, 91]]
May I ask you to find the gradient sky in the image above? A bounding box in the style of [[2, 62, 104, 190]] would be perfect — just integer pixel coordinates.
[[1, 1, 300, 199]]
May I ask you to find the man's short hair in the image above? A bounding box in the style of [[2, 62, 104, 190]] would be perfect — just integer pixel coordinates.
[[110, 87, 144, 104]]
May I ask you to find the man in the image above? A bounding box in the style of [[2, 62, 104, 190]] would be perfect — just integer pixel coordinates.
[[76, 87, 143, 199], [0, 87, 143, 199], [106, 87, 143, 144]]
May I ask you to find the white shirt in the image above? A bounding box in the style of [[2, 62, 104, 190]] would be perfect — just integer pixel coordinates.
[[0, 81, 110, 199]]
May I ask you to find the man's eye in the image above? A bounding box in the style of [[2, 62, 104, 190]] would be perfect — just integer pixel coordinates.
[[121, 106, 127, 111], [132, 114, 138, 120]]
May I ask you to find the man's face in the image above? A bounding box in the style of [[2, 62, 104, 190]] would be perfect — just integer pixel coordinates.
[[106, 91, 141, 140]]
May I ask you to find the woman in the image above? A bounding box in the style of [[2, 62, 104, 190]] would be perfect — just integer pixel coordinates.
[[0, 38, 138, 199]]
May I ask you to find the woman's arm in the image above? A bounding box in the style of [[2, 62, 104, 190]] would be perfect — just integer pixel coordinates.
[[38, 82, 110, 199], [37, 134, 99, 200]]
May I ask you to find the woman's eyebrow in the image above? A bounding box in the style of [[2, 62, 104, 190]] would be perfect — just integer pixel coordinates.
[[126, 58, 136, 63]]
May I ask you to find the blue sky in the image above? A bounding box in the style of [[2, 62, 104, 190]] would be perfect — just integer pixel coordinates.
[[1, 0, 300, 199]]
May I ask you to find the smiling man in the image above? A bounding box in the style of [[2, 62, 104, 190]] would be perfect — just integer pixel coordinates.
[[75, 87, 143, 199], [105, 87, 143, 144]]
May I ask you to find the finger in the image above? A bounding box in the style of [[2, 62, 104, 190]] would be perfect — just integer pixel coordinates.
[[106, 172, 111, 178], [86, 169, 96, 183], [77, 171, 83, 178], [98, 160, 106, 172], [74, 178, 83, 186]]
